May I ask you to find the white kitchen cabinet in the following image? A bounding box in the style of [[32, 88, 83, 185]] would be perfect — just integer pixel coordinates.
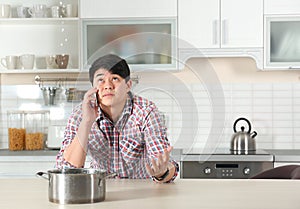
[[0, 0, 79, 74], [0, 152, 91, 178], [0, 161, 56, 177], [178, 0, 263, 49], [264, 16, 300, 69], [178, 0, 219, 49], [80, 0, 177, 18], [265, 0, 300, 15], [81, 18, 177, 71]]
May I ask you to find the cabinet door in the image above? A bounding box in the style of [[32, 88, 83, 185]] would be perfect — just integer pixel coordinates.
[[178, 0, 263, 49], [221, 0, 263, 48], [178, 0, 219, 49], [265, 0, 300, 15], [80, 0, 177, 18]]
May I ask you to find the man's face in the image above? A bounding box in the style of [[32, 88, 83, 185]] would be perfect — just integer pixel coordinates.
[[93, 68, 131, 108]]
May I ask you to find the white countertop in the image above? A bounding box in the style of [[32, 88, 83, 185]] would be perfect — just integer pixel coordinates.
[[0, 149, 58, 161], [0, 149, 182, 162], [266, 149, 300, 162], [0, 178, 299, 209]]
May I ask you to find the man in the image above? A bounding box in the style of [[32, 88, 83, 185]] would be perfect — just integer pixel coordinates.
[[56, 54, 179, 183]]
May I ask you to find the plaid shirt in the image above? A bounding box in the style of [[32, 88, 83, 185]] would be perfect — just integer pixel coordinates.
[[56, 92, 179, 181]]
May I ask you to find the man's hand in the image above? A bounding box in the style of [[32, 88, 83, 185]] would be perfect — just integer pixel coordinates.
[[82, 88, 99, 124], [145, 146, 173, 180]]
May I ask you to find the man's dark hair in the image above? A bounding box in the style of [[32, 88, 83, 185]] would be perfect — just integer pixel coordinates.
[[89, 54, 130, 85]]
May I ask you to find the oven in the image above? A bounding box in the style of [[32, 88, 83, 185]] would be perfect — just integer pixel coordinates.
[[180, 149, 274, 179]]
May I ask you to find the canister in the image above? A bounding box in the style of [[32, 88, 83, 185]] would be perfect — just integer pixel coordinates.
[[7, 110, 25, 151], [7, 110, 50, 151], [24, 110, 50, 150]]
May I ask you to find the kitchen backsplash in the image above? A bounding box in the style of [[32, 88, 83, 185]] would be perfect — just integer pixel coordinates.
[[1, 82, 300, 150]]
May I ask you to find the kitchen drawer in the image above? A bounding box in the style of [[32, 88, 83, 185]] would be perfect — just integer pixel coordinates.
[[0, 161, 55, 177]]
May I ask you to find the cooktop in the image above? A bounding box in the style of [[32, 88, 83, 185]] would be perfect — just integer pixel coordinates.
[[182, 148, 270, 155], [181, 148, 274, 162]]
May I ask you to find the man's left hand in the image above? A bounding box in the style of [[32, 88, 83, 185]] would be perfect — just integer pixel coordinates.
[[145, 146, 173, 178]]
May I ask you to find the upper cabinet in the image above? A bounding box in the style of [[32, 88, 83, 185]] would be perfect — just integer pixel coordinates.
[[80, 0, 178, 71], [178, 0, 263, 49], [264, 0, 300, 69], [265, 0, 300, 15], [81, 18, 177, 71], [178, 0, 219, 49], [80, 0, 177, 18]]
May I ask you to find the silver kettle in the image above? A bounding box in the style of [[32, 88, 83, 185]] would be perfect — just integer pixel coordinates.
[[230, 117, 257, 154]]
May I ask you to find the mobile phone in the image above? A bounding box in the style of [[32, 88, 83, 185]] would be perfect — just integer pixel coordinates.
[[95, 90, 100, 107]]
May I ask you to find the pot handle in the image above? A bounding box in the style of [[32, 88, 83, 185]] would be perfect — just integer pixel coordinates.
[[98, 173, 117, 187], [36, 171, 49, 180], [105, 172, 117, 178]]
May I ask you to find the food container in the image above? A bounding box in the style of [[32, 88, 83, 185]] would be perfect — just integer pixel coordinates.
[[7, 111, 25, 151], [7, 110, 50, 150], [24, 110, 50, 150], [36, 169, 115, 204]]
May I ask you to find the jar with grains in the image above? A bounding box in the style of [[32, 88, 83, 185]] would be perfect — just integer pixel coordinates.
[[24, 110, 50, 150], [7, 110, 50, 151], [7, 111, 25, 151]]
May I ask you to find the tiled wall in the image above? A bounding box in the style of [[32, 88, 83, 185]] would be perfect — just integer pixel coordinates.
[[1, 82, 300, 150]]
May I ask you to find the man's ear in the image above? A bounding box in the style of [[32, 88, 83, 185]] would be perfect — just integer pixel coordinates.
[[126, 80, 132, 92]]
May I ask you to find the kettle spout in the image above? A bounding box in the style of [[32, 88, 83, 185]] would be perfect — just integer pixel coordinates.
[[251, 131, 257, 138]]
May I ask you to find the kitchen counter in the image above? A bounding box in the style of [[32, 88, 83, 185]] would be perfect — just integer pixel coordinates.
[[266, 149, 300, 162], [0, 149, 182, 161], [0, 149, 298, 177], [1, 149, 298, 161], [0, 149, 58, 161], [0, 178, 299, 209]]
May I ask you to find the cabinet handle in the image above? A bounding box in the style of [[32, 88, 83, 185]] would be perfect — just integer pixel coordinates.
[[212, 19, 218, 45], [222, 19, 227, 45]]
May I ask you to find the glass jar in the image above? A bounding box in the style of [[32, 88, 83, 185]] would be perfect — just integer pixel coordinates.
[[7, 110, 26, 151], [24, 110, 50, 150], [7, 110, 50, 151]]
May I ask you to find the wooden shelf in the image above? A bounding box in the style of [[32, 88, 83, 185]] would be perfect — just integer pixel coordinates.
[[0, 18, 79, 25]]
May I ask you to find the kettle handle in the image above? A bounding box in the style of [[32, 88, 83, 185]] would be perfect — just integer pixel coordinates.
[[233, 117, 251, 133], [251, 131, 257, 138]]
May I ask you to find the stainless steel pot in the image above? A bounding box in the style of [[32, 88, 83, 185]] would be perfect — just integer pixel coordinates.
[[230, 117, 257, 154], [36, 168, 112, 204]]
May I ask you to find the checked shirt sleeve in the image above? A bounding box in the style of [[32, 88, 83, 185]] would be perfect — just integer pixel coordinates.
[[143, 104, 179, 182], [55, 104, 84, 169]]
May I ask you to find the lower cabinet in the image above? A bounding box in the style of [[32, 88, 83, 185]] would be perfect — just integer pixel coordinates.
[[0, 155, 91, 178], [0, 161, 56, 177]]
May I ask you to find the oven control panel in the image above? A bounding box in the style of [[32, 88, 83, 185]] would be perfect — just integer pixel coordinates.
[[180, 161, 274, 179]]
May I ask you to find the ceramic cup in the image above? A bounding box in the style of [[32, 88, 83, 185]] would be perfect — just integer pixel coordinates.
[[55, 54, 69, 69], [1, 55, 18, 69], [46, 55, 58, 69], [62, 4, 77, 17], [16, 6, 30, 18], [28, 4, 47, 18], [20, 54, 35, 69], [0, 4, 11, 18]]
